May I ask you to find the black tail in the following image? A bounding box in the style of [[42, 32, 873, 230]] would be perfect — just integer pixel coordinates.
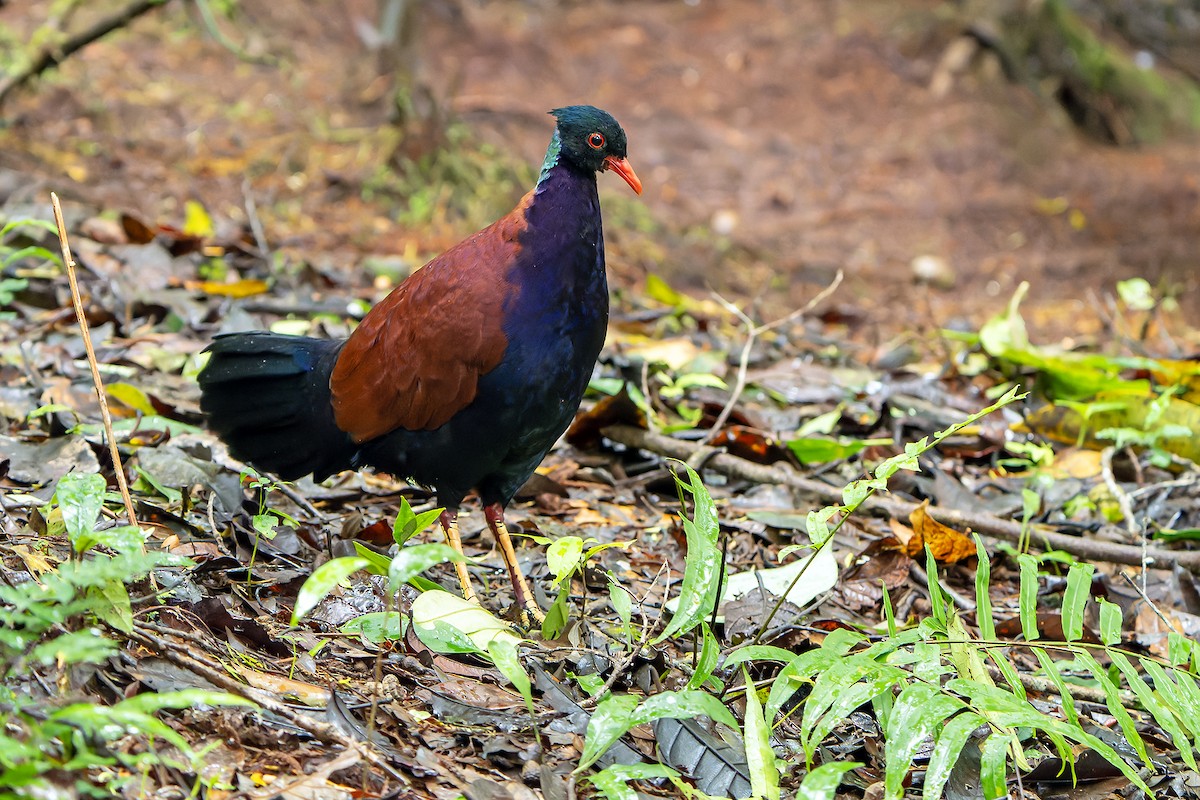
[[198, 332, 356, 481]]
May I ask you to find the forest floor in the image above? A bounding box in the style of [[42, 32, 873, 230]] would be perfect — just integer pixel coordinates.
[[3, 1, 1200, 798]]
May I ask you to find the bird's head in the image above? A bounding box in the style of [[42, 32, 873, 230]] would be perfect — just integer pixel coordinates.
[[549, 105, 642, 195]]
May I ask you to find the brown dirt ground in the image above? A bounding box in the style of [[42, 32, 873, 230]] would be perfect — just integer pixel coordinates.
[[3, 0, 1199, 344]]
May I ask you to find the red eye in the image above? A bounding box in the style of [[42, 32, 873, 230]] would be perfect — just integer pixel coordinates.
[[587, 132, 605, 149]]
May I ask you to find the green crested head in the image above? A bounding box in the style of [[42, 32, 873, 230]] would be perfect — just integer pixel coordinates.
[[537, 105, 641, 194]]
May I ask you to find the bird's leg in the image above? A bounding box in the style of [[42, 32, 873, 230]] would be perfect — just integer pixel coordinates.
[[438, 510, 477, 604], [483, 502, 545, 626]]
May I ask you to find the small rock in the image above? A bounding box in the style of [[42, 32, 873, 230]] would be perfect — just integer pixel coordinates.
[[911, 254, 955, 289]]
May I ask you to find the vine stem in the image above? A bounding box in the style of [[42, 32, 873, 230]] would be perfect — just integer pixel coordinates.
[[51, 192, 138, 528]]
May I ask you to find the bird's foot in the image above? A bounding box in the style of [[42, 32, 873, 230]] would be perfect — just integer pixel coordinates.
[[484, 502, 546, 632], [515, 599, 546, 631], [438, 510, 478, 604]]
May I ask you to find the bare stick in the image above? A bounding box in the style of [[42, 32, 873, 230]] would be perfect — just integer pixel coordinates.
[[0, 0, 169, 107], [704, 270, 843, 443], [51, 192, 138, 528], [602, 423, 1200, 572]]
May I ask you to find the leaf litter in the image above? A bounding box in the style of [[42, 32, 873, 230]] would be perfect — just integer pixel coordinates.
[[4, 3, 1200, 796], [5, 187, 1200, 798]]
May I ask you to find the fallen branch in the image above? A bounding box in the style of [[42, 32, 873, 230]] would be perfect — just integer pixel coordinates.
[[0, 0, 169, 107], [126, 622, 409, 784], [601, 424, 1200, 572]]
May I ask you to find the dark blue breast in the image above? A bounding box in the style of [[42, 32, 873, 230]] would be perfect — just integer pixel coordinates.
[[361, 162, 609, 508]]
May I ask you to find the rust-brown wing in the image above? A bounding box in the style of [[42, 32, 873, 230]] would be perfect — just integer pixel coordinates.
[[329, 196, 530, 442]]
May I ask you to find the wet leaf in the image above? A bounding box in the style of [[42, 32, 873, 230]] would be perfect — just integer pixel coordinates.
[[743, 666, 780, 800], [386, 543, 463, 592], [578, 690, 739, 773], [411, 589, 521, 654], [796, 762, 862, 799], [56, 472, 106, 554], [291, 556, 371, 625], [655, 462, 721, 643]]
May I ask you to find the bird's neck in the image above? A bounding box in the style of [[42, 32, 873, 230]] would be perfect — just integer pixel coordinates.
[[526, 143, 602, 255], [537, 131, 563, 186], [506, 140, 606, 314]]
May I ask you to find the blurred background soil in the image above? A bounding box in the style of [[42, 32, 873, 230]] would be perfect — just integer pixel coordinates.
[[2, 0, 1198, 343]]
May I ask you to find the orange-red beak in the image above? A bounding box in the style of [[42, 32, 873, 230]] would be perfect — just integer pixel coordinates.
[[603, 155, 643, 195]]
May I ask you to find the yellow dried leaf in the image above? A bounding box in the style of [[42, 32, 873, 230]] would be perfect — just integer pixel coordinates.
[[183, 200, 214, 238], [186, 279, 270, 298], [907, 500, 974, 563]]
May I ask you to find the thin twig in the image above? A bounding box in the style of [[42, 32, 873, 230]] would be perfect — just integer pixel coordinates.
[[51, 193, 138, 528], [1101, 445, 1146, 595], [0, 0, 169, 106], [704, 271, 842, 443], [241, 177, 270, 257]]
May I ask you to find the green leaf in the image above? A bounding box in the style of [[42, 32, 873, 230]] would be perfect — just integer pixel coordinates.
[[1033, 648, 1079, 729], [796, 761, 861, 800], [978, 731, 1012, 800], [56, 472, 107, 553], [1061, 562, 1094, 642], [577, 694, 641, 772], [578, 691, 739, 773], [950, 677, 1151, 793], [488, 637, 535, 721], [841, 479, 873, 509], [51, 703, 190, 755], [106, 382, 157, 416], [634, 690, 739, 731], [352, 542, 393, 575], [687, 622, 720, 691], [1073, 649, 1151, 766], [587, 763, 679, 800], [387, 543, 463, 592], [1097, 599, 1122, 646], [541, 586, 570, 639], [291, 556, 371, 625], [133, 466, 183, 506], [785, 437, 869, 464], [1110, 651, 1196, 770], [802, 658, 906, 760], [0, 217, 60, 238], [89, 579, 133, 633], [1142, 660, 1200, 744], [87, 524, 145, 556], [655, 462, 722, 643], [392, 496, 444, 546], [760, 631, 864, 724], [251, 513, 279, 540], [974, 535, 995, 641], [609, 580, 632, 628], [546, 536, 586, 583], [804, 506, 838, 545], [646, 273, 684, 306], [1017, 554, 1040, 641], [743, 668, 780, 800], [922, 711, 985, 800], [341, 611, 403, 643], [29, 629, 116, 667], [411, 589, 521, 654], [925, 547, 947, 626], [119, 689, 254, 714], [884, 683, 965, 800]]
